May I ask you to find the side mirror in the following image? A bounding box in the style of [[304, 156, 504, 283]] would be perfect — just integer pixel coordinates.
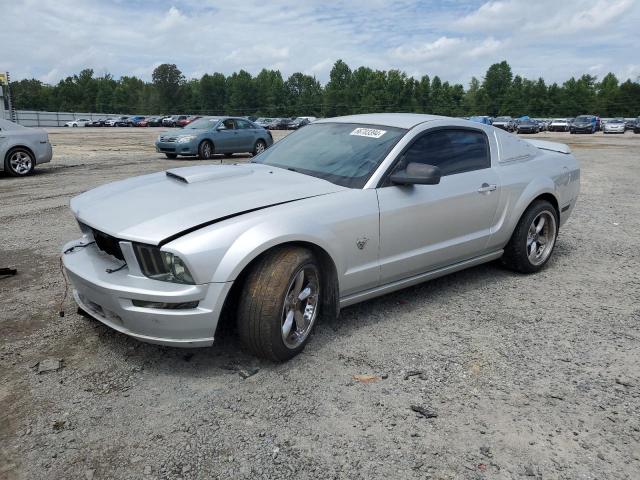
[[216, 125, 227, 131], [390, 163, 441, 185]]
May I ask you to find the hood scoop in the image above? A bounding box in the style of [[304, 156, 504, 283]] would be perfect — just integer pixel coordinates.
[[166, 165, 253, 184]]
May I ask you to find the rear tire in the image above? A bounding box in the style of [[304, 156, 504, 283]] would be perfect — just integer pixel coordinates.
[[501, 200, 559, 274], [165, 153, 177, 159], [237, 247, 321, 361], [5, 148, 35, 177], [198, 140, 214, 160]]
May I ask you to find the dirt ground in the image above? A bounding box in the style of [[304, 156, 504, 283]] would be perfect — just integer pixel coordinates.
[[1, 126, 639, 480]]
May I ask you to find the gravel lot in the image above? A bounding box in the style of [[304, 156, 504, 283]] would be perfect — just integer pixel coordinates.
[[1, 127, 639, 480]]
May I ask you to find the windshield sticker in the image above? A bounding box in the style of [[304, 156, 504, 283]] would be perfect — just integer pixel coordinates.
[[350, 127, 387, 139]]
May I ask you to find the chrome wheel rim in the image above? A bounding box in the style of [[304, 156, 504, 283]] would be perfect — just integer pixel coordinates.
[[202, 142, 212, 158], [281, 265, 320, 349], [9, 151, 33, 175], [255, 142, 265, 154], [527, 211, 557, 266]]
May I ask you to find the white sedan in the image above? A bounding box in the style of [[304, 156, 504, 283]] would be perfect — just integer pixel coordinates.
[[603, 119, 626, 134], [65, 118, 91, 127]]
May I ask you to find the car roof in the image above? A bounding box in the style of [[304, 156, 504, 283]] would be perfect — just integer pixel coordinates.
[[315, 113, 446, 129]]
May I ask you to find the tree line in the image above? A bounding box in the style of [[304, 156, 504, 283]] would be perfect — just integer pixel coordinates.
[[9, 60, 640, 118]]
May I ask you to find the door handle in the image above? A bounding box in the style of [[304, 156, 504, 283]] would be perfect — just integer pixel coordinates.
[[478, 183, 497, 193]]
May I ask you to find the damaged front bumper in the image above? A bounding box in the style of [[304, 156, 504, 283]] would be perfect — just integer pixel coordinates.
[[62, 239, 232, 348]]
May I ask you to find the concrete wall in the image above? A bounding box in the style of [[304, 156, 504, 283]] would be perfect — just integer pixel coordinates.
[[13, 111, 125, 127]]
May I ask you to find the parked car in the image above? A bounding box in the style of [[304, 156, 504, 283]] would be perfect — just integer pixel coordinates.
[[570, 115, 597, 134], [126, 116, 145, 127], [63, 113, 580, 361], [516, 119, 540, 134], [162, 115, 188, 128], [634, 118, 640, 133], [177, 116, 200, 128], [468, 116, 492, 125], [146, 116, 165, 127], [86, 118, 105, 127], [625, 119, 637, 131], [103, 117, 120, 127], [65, 118, 91, 127], [0, 119, 53, 177], [548, 119, 570, 132], [112, 116, 131, 127], [603, 118, 626, 134], [492, 116, 515, 132], [267, 118, 290, 130], [253, 118, 273, 128], [155, 116, 273, 159], [286, 117, 310, 129]]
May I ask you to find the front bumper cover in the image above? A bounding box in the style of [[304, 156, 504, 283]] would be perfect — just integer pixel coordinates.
[[62, 239, 232, 347]]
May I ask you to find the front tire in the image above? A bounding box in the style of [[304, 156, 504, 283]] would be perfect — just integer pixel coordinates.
[[501, 200, 558, 273], [237, 247, 321, 361], [198, 140, 214, 160], [253, 139, 267, 156], [5, 148, 35, 177]]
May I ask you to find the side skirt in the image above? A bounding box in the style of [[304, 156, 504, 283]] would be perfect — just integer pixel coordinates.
[[339, 250, 504, 308]]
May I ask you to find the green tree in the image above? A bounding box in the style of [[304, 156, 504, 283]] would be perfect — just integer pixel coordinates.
[[199, 73, 227, 114], [481, 61, 513, 116], [152, 64, 185, 112], [324, 60, 353, 116], [225, 70, 255, 115], [284, 73, 323, 116]]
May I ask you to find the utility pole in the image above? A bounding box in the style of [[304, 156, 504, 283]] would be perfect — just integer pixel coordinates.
[[0, 72, 16, 122]]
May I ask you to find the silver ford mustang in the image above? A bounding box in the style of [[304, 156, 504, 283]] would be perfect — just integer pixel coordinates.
[[62, 113, 580, 361]]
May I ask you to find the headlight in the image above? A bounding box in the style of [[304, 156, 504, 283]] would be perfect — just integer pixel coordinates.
[[177, 135, 196, 143], [133, 244, 195, 284]]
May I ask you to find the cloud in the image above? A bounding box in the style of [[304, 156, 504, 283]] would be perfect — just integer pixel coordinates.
[[0, 0, 638, 87], [456, 0, 635, 36]]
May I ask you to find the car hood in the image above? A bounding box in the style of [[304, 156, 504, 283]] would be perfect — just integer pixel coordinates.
[[70, 163, 346, 245]]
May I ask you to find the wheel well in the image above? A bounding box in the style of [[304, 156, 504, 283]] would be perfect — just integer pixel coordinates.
[[215, 241, 340, 338], [531, 193, 559, 218], [5, 145, 36, 163]]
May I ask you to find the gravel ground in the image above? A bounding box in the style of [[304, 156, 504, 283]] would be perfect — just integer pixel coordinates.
[[1, 127, 639, 480]]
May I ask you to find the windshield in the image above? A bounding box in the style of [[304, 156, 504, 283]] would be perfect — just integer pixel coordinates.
[[609, 119, 624, 124], [574, 116, 591, 122], [495, 117, 511, 122], [252, 123, 406, 188], [184, 117, 220, 129], [553, 119, 566, 123]]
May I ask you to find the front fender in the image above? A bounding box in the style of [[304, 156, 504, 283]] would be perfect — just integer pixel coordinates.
[[163, 189, 380, 295], [212, 222, 341, 283]]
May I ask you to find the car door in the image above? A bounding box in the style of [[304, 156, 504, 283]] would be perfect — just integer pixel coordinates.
[[214, 119, 239, 152], [235, 119, 256, 151], [376, 127, 500, 284]]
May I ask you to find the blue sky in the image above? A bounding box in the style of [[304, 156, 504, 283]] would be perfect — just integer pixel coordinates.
[[2, 0, 639, 86]]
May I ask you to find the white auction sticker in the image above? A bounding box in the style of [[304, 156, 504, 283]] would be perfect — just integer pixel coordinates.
[[350, 127, 387, 139]]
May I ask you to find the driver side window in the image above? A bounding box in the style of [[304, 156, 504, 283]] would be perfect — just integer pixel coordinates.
[[222, 119, 236, 130], [396, 128, 490, 177]]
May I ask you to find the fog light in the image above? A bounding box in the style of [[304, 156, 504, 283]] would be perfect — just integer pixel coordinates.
[[132, 300, 199, 310]]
